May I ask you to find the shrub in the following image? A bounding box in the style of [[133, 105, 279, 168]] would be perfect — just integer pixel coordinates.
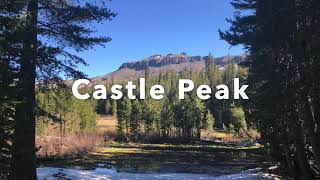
[[223, 123, 235, 134], [36, 133, 102, 159]]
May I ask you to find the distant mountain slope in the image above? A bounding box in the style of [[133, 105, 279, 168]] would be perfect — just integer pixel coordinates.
[[91, 53, 246, 85]]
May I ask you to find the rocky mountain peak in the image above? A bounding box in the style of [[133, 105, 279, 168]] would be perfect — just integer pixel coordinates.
[[91, 53, 247, 85], [118, 53, 246, 71]]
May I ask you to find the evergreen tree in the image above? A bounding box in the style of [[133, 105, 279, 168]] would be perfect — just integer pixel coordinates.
[[205, 53, 215, 85], [111, 100, 117, 116], [116, 96, 131, 141], [160, 97, 174, 137], [191, 94, 206, 140], [105, 99, 111, 115], [226, 106, 247, 134], [204, 110, 214, 130], [221, 55, 236, 123], [77, 101, 97, 133], [0, 1, 26, 178], [130, 99, 142, 141], [220, 0, 320, 178], [53, 89, 73, 137], [2, 1, 116, 178], [96, 99, 106, 114], [204, 53, 223, 128], [141, 68, 162, 135], [172, 97, 185, 138], [36, 88, 97, 135], [0, 55, 16, 179]]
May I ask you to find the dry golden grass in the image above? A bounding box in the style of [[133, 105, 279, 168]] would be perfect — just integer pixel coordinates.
[[201, 128, 261, 142], [96, 115, 118, 135], [201, 129, 243, 142], [97, 115, 117, 126]]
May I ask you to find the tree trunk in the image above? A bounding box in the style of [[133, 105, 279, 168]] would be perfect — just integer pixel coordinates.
[[13, 0, 38, 179], [294, 120, 314, 180], [63, 121, 66, 137], [59, 115, 63, 138], [218, 110, 223, 128], [197, 129, 201, 141], [284, 145, 299, 180], [311, 94, 319, 130], [304, 95, 320, 169]]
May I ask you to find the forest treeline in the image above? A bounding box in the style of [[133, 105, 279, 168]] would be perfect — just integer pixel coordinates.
[[220, 0, 320, 179], [36, 89, 97, 137], [35, 54, 250, 142], [97, 56, 250, 142]]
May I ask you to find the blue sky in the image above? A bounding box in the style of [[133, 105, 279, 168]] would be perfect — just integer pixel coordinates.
[[78, 0, 244, 77]]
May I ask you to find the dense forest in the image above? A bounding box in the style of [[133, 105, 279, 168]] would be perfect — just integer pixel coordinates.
[[1, 0, 320, 179], [104, 56, 249, 142], [35, 54, 249, 142]]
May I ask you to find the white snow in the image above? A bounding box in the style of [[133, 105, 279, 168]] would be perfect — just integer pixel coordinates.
[[37, 167, 276, 180]]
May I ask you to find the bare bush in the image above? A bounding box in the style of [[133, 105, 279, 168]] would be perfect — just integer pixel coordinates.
[[36, 134, 102, 159]]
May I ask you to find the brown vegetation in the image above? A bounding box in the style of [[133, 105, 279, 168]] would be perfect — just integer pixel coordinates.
[[36, 134, 103, 159]]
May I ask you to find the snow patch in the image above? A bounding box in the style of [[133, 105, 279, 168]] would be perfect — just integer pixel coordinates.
[[37, 167, 276, 180]]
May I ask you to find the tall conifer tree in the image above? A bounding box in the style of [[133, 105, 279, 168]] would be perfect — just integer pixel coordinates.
[[0, 0, 116, 179], [220, 0, 320, 178]]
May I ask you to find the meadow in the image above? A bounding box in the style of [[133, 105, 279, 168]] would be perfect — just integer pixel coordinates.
[[35, 115, 277, 179]]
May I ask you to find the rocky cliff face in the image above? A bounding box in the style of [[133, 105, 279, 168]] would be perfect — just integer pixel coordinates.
[[91, 53, 247, 85], [119, 53, 246, 71]]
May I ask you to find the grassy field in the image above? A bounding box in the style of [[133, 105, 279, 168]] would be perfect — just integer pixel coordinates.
[[39, 140, 266, 176], [38, 115, 266, 176]]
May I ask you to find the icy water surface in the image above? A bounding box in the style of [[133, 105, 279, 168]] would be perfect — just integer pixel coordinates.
[[38, 142, 278, 179], [37, 167, 276, 180]]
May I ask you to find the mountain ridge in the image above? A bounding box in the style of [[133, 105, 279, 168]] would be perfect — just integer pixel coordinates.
[[119, 53, 246, 71], [91, 53, 247, 85]]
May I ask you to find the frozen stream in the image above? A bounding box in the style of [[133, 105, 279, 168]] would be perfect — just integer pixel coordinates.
[[37, 167, 276, 180]]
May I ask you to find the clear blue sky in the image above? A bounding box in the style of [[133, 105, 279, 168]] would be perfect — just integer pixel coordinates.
[[78, 0, 243, 77]]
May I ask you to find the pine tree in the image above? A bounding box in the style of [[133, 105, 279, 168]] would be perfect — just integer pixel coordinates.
[[173, 97, 185, 138], [130, 99, 142, 141], [203, 110, 214, 130], [0, 1, 116, 178], [142, 100, 153, 133], [36, 88, 97, 135], [117, 97, 131, 141], [220, 0, 320, 178], [0, 54, 16, 179], [227, 106, 247, 134], [191, 94, 206, 140], [77, 100, 97, 133], [203, 53, 223, 128], [105, 99, 111, 115], [111, 100, 117, 116], [205, 53, 215, 85], [0, 1, 27, 178], [160, 97, 174, 137]]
